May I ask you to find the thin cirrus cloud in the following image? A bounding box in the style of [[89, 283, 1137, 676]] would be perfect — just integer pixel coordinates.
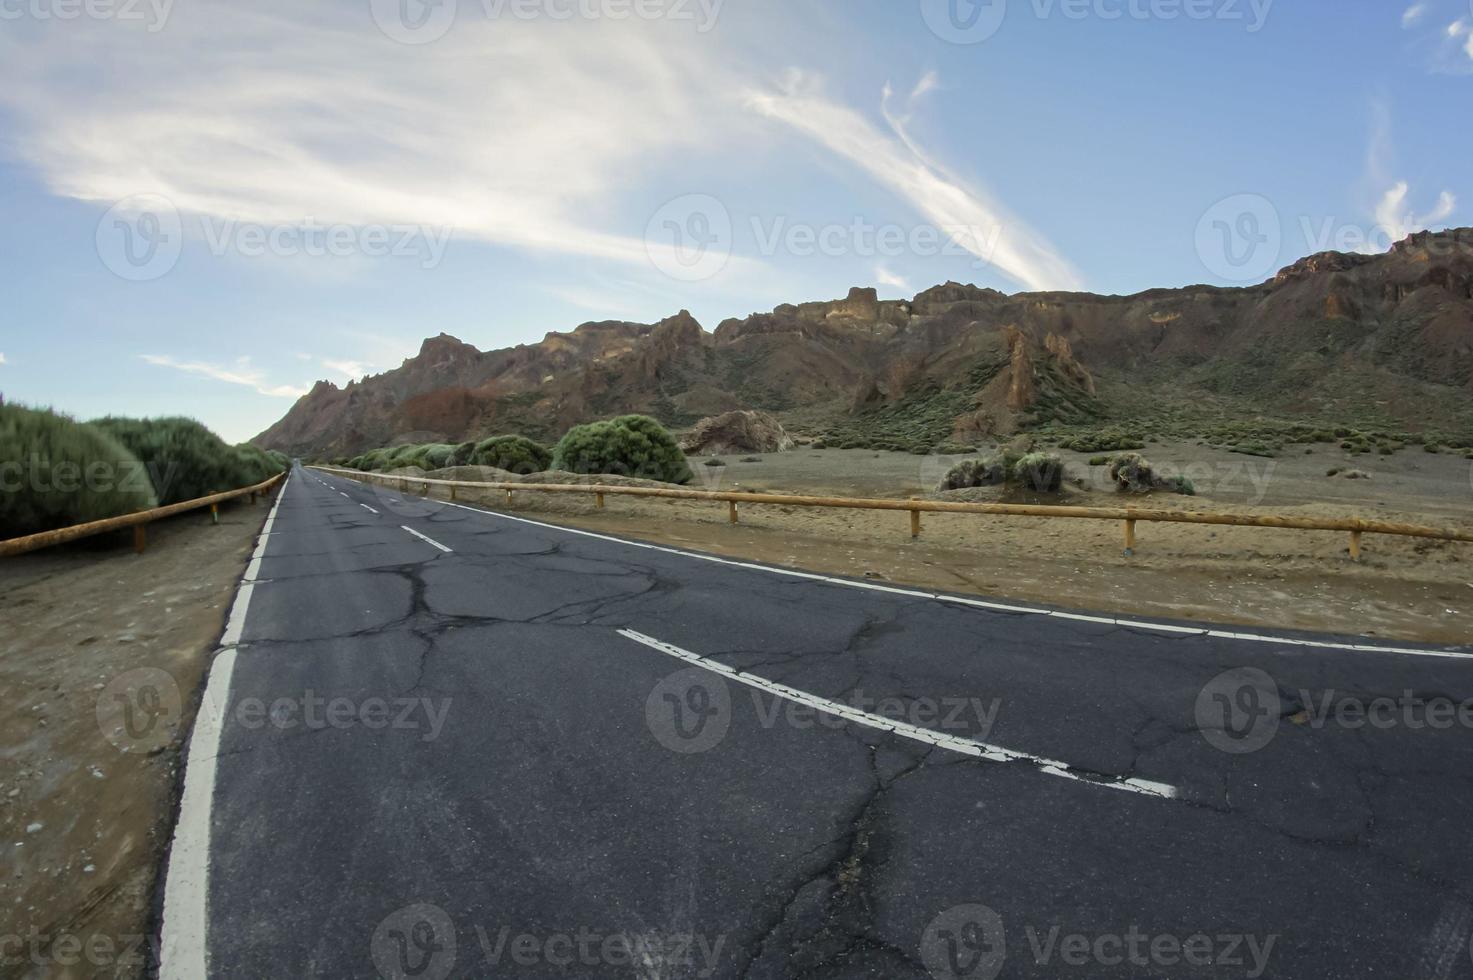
[[0, 2, 763, 277], [1363, 100, 1457, 248], [746, 71, 1083, 293], [139, 355, 308, 399]]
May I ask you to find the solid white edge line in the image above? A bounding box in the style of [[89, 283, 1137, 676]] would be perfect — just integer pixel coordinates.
[[617, 628, 1179, 801], [158, 471, 292, 978], [402, 526, 452, 553], [323, 474, 1472, 661]]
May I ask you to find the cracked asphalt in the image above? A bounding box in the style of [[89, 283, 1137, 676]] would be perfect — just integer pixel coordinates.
[[197, 466, 1473, 979]]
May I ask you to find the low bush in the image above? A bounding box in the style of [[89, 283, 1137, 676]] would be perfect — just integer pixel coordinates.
[[0, 405, 160, 538], [551, 415, 693, 484], [1014, 452, 1064, 492], [937, 446, 1066, 494], [471, 435, 551, 474], [1056, 429, 1144, 453], [937, 457, 1007, 491], [1108, 452, 1194, 495], [91, 416, 280, 505], [448, 441, 478, 467]]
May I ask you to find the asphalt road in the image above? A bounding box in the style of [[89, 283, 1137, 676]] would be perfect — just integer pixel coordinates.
[[165, 465, 1473, 979]]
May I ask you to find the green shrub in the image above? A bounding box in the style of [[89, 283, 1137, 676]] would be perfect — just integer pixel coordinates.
[[471, 435, 552, 474], [1108, 452, 1193, 495], [448, 441, 478, 467], [1014, 452, 1064, 493], [1056, 429, 1144, 453], [937, 457, 1007, 491], [0, 405, 159, 538], [91, 416, 267, 505], [551, 415, 693, 484], [415, 443, 457, 470], [233, 443, 287, 486], [1087, 455, 1111, 466]]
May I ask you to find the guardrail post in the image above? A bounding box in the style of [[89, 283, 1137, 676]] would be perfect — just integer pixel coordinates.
[[728, 500, 738, 524], [450, 485, 458, 501], [595, 492, 605, 509], [133, 525, 147, 554], [210, 503, 219, 525], [1123, 519, 1136, 555], [909, 497, 921, 539], [401, 478, 409, 493], [505, 489, 513, 506], [1349, 530, 1362, 561], [249, 491, 257, 505]]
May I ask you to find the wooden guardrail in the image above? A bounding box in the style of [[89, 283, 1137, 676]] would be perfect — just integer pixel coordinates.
[[0, 472, 286, 559], [313, 467, 1473, 561]]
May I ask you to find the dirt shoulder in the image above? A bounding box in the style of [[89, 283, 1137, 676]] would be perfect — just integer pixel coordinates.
[[0, 498, 269, 978], [355, 443, 1473, 645]]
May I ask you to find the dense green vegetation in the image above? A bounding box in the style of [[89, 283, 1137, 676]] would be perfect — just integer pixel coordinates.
[[341, 416, 690, 484], [93, 416, 286, 505], [465, 435, 551, 474], [1, 406, 284, 538], [0, 405, 159, 538], [551, 415, 692, 484]]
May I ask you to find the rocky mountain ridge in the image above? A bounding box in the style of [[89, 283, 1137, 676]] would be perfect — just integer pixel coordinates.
[[256, 228, 1473, 457]]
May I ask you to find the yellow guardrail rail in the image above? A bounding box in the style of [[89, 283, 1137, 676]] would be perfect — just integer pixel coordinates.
[[0, 472, 286, 558], [313, 466, 1473, 561]]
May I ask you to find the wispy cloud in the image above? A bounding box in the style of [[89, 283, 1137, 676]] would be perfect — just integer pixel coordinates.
[[746, 72, 1082, 292], [1363, 99, 1457, 248], [0, 352, 7, 366], [321, 359, 373, 382], [0, 3, 756, 276], [140, 354, 306, 398], [874, 264, 911, 292], [1374, 182, 1457, 242], [1402, 3, 1427, 28]]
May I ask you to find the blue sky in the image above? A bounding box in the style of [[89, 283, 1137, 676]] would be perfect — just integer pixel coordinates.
[[0, 0, 1468, 442]]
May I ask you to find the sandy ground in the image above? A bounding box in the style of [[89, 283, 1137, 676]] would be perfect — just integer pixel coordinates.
[[362, 442, 1473, 645], [0, 498, 269, 979]]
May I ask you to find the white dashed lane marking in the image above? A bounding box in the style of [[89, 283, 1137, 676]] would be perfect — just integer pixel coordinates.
[[402, 526, 452, 553], [618, 629, 1179, 801]]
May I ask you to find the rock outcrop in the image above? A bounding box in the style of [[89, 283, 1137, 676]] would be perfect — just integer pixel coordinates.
[[679, 410, 795, 455]]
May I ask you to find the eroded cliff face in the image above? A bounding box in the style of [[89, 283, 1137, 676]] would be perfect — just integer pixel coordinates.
[[256, 228, 1473, 456]]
